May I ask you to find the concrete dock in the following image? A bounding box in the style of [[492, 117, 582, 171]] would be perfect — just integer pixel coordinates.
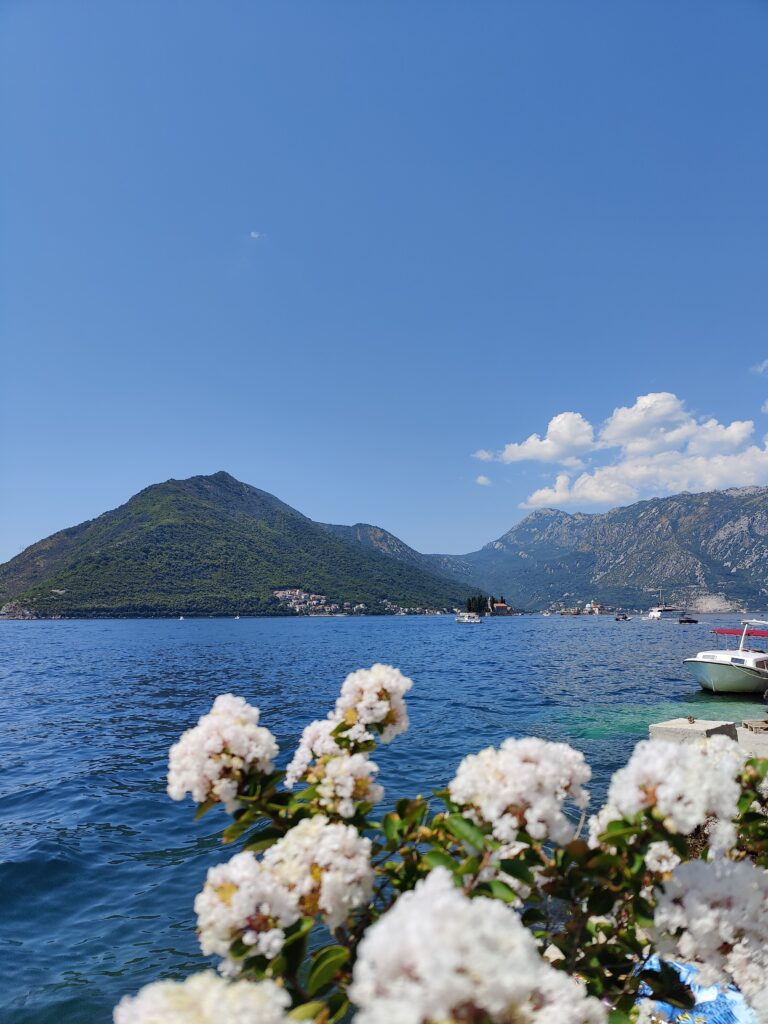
[[649, 717, 768, 758]]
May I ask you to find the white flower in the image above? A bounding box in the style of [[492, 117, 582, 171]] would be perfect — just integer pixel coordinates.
[[314, 752, 384, 818], [589, 736, 745, 846], [113, 971, 290, 1024], [632, 1003, 670, 1023], [652, 858, 768, 1015], [644, 841, 681, 875], [284, 719, 342, 789], [333, 664, 413, 743], [195, 852, 299, 972], [449, 737, 591, 844], [263, 815, 374, 929], [349, 868, 606, 1024], [168, 695, 278, 813]]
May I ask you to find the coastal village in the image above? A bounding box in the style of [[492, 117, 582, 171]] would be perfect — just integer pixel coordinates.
[[271, 587, 453, 616]]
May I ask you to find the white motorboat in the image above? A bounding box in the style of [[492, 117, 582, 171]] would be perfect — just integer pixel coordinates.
[[683, 620, 768, 693], [644, 589, 678, 621], [456, 612, 482, 624]]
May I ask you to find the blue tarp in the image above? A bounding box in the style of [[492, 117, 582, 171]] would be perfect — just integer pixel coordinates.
[[638, 958, 755, 1024]]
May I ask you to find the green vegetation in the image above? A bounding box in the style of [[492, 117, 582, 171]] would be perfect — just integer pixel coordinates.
[[0, 472, 467, 617]]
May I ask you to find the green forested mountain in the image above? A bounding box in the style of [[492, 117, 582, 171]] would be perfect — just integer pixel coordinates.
[[0, 472, 465, 617]]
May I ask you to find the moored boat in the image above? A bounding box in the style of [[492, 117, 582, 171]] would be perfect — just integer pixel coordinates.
[[683, 621, 768, 693], [456, 611, 482, 624]]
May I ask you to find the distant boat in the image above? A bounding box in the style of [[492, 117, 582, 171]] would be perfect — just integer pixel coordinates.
[[235, 614, 240, 620], [615, 611, 631, 621], [684, 620, 768, 693], [179, 615, 184, 620], [456, 612, 482, 624], [678, 613, 698, 624], [644, 589, 679, 620]]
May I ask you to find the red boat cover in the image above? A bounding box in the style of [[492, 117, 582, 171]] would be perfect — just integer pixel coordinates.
[[712, 628, 768, 638]]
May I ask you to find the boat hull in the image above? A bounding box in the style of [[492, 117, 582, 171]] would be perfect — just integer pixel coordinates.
[[683, 659, 768, 694]]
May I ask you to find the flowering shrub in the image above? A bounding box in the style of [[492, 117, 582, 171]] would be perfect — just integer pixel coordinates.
[[119, 663, 768, 1023]]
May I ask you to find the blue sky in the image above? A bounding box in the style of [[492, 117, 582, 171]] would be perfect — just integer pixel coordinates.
[[2, 1, 768, 562]]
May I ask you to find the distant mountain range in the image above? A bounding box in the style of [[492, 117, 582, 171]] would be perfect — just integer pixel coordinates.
[[2, 473, 767, 617]]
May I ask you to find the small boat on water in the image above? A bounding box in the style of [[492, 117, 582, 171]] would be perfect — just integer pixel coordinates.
[[678, 613, 698, 624], [683, 620, 768, 693], [456, 611, 482, 624], [615, 611, 631, 621], [644, 589, 678, 621]]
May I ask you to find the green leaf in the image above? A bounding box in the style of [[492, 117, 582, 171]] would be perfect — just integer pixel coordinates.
[[223, 814, 260, 843], [444, 814, 487, 849], [422, 850, 457, 872], [498, 859, 534, 884], [282, 916, 314, 948], [243, 825, 285, 852], [383, 813, 402, 844], [475, 879, 520, 903], [306, 945, 350, 996], [288, 1001, 326, 1020], [194, 798, 217, 820], [587, 888, 617, 915], [327, 993, 350, 1023]]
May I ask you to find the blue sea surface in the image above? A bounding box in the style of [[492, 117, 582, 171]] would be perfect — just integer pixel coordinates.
[[1, 615, 763, 1024]]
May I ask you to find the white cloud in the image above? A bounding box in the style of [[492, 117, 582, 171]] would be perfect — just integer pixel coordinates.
[[751, 360, 768, 375], [761, 400, 768, 414], [522, 444, 768, 508], [475, 474, 492, 487], [474, 390, 765, 509], [250, 230, 263, 240], [497, 411, 595, 467], [600, 392, 691, 455], [472, 449, 494, 462]]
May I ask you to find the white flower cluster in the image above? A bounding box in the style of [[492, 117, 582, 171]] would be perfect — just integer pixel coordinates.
[[285, 719, 341, 788], [653, 858, 768, 1018], [349, 868, 606, 1024], [263, 814, 374, 929], [589, 736, 745, 847], [167, 695, 278, 813], [196, 816, 373, 973], [333, 663, 413, 743], [285, 664, 412, 812], [643, 841, 681, 875], [448, 737, 591, 844], [113, 971, 289, 1024], [195, 851, 298, 965], [315, 752, 384, 818], [285, 719, 384, 817]]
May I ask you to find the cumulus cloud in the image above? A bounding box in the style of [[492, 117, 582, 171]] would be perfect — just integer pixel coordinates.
[[496, 412, 594, 467], [475, 391, 764, 509], [522, 445, 768, 508], [472, 449, 494, 462], [751, 359, 768, 375], [475, 474, 492, 487]]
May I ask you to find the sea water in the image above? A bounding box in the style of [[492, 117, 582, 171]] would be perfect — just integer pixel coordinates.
[[1, 615, 762, 1024]]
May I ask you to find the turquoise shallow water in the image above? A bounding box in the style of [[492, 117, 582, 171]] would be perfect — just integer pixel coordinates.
[[1, 614, 764, 1024]]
